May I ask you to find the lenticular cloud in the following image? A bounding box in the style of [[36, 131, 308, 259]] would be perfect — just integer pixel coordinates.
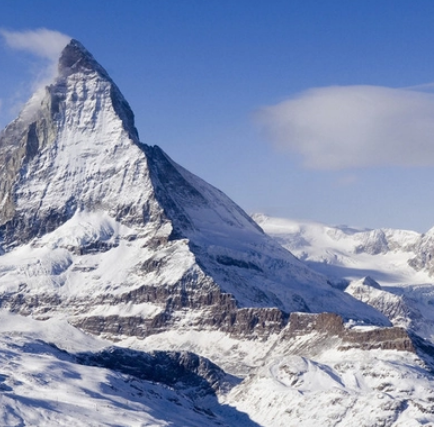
[[259, 85, 434, 170]]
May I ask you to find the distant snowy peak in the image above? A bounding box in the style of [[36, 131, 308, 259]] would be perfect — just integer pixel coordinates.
[[254, 214, 434, 342], [252, 214, 421, 254], [252, 213, 431, 284], [408, 227, 434, 275]]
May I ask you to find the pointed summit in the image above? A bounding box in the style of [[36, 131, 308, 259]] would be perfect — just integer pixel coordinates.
[[53, 39, 139, 141], [57, 39, 109, 79], [0, 39, 142, 244]]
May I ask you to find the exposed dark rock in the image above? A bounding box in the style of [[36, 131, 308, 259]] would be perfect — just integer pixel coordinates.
[[75, 347, 236, 399], [0, 282, 409, 353], [70, 287, 288, 340], [215, 255, 263, 272], [0, 292, 63, 316], [0, 100, 61, 246], [287, 312, 415, 352]]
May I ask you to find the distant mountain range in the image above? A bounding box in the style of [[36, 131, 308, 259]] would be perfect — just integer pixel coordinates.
[[254, 213, 434, 344], [252, 213, 434, 286]]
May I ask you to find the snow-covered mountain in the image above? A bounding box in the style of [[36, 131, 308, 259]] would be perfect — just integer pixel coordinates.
[[0, 39, 388, 330], [252, 213, 431, 286], [3, 310, 434, 427], [1, 40, 433, 426]]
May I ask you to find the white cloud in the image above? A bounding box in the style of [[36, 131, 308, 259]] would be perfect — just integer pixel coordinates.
[[259, 85, 434, 170], [1, 28, 71, 61], [1, 28, 71, 90]]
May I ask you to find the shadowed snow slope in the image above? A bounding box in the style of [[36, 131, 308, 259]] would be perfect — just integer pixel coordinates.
[[0, 311, 259, 427]]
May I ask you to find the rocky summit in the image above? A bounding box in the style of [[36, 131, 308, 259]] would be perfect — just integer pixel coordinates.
[[1, 40, 434, 426]]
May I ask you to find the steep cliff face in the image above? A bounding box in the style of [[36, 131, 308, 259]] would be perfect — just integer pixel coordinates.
[[286, 312, 414, 352]]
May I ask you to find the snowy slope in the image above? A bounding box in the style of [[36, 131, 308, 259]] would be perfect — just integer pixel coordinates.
[[2, 311, 434, 427], [226, 344, 434, 427], [0, 311, 260, 427]]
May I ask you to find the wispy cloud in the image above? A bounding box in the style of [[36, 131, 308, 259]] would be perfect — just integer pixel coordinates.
[[1, 28, 70, 61], [0, 28, 71, 125], [1, 28, 71, 88], [259, 85, 434, 170]]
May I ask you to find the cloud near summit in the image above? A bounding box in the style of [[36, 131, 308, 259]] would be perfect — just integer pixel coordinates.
[[1, 28, 71, 61], [259, 85, 434, 170], [1, 28, 71, 89]]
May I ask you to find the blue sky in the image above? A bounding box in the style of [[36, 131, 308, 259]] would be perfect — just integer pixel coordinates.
[[1, 1, 434, 232]]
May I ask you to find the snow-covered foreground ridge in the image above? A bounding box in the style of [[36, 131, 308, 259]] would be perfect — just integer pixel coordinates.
[[1, 40, 434, 426], [0, 311, 257, 427], [1, 310, 434, 427]]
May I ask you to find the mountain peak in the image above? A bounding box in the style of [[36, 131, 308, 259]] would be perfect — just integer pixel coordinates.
[[55, 39, 139, 142], [58, 39, 109, 79]]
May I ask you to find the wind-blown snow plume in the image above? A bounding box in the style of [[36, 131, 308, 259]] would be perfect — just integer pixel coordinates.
[[259, 85, 434, 170]]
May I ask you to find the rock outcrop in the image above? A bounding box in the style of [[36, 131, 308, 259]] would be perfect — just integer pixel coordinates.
[[287, 312, 415, 352]]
